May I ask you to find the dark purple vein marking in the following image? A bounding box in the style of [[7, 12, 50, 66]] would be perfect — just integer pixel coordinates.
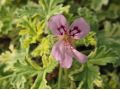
[[69, 26, 81, 36], [57, 25, 66, 35]]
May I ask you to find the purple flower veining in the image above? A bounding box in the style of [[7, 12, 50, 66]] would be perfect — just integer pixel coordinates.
[[48, 14, 90, 68]]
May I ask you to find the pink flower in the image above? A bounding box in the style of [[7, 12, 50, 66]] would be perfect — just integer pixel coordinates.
[[48, 14, 90, 68]]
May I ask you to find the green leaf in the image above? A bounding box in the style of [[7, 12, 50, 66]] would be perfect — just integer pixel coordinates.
[[44, 56, 58, 73], [0, 45, 27, 71], [38, 0, 70, 20], [15, 1, 41, 18], [18, 18, 44, 48], [31, 71, 51, 89], [89, 46, 118, 65], [97, 21, 120, 47], [0, 21, 3, 32], [90, 0, 109, 11], [31, 56, 57, 89], [96, 21, 120, 65], [102, 71, 120, 88], [70, 64, 101, 89], [10, 74, 27, 89], [31, 35, 55, 57], [76, 31, 96, 47]]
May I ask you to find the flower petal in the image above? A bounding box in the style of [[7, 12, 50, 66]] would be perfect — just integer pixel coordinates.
[[51, 40, 64, 61], [72, 48, 88, 63], [60, 52, 73, 68], [69, 18, 90, 39], [51, 40, 73, 68], [48, 14, 68, 36], [60, 45, 73, 68]]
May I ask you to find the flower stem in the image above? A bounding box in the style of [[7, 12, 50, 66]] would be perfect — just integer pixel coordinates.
[[64, 68, 68, 87], [58, 66, 62, 88]]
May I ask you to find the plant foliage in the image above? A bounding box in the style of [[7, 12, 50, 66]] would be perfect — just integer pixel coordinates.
[[0, 0, 120, 89]]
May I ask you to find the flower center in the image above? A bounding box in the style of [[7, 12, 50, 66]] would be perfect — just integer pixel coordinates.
[[58, 34, 73, 46], [57, 25, 75, 46]]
